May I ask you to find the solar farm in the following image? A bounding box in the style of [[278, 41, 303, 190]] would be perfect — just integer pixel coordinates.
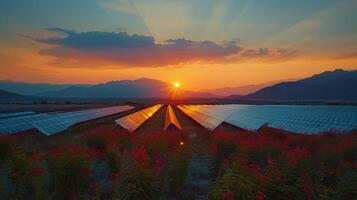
[[0, 104, 356, 199], [1, 104, 357, 136]]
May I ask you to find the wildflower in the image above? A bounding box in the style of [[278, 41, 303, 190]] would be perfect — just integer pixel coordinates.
[[131, 147, 149, 166], [255, 191, 266, 200], [249, 163, 261, 172], [220, 191, 235, 200]]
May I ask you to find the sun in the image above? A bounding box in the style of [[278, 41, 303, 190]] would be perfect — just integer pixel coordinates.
[[174, 82, 181, 88]]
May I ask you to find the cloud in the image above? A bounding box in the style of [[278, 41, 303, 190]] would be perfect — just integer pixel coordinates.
[[241, 48, 297, 60], [33, 28, 296, 68], [36, 28, 242, 67]]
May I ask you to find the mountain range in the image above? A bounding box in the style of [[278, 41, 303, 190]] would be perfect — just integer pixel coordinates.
[[5, 78, 215, 99], [228, 69, 357, 102], [203, 79, 295, 96], [0, 69, 356, 102], [0, 89, 26, 100], [0, 80, 91, 96]]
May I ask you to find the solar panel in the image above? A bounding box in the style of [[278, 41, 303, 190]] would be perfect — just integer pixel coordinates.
[[177, 104, 357, 134], [115, 104, 163, 132], [177, 105, 226, 131], [0, 106, 134, 136], [164, 105, 182, 131], [0, 113, 48, 134], [32, 105, 134, 136], [183, 104, 357, 134], [0, 111, 35, 119]]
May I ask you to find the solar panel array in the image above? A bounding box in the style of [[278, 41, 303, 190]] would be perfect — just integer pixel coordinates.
[[226, 105, 357, 134], [115, 104, 163, 132], [179, 104, 357, 134], [164, 105, 182, 131], [0, 106, 134, 136]]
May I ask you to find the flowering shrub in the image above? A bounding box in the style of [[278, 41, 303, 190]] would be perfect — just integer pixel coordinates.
[[209, 160, 260, 200], [0, 135, 14, 161], [49, 144, 96, 199], [112, 147, 163, 199], [8, 150, 46, 199]]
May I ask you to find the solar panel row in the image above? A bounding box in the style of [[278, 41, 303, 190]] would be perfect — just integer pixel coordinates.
[[177, 105, 225, 131], [0, 106, 134, 136], [0, 111, 35, 119], [164, 105, 182, 131], [179, 104, 357, 134], [115, 104, 163, 132]]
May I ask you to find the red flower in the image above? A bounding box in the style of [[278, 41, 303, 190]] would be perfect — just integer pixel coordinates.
[[238, 157, 248, 164], [249, 163, 261, 172], [221, 191, 235, 200], [131, 147, 149, 166], [255, 191, 266, 200]]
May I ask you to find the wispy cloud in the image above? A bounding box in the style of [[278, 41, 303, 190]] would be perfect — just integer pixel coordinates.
[[240, 48, 297, 61]]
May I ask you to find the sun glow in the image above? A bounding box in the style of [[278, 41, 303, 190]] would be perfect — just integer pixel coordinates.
[[174, 82, 181, 88]]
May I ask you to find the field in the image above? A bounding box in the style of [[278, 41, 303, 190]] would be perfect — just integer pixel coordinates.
[[0, 105, 356, 200]]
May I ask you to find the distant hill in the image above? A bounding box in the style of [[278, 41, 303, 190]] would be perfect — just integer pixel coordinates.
[[0, 80, 91, 96], [228, 69, 357, 102], [37, 78, 216, 99], [203, 80, 293, 97], [0, 89, 26, 100]]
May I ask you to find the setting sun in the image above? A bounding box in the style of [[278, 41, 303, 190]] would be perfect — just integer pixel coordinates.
[[174, 82, 181, 88]]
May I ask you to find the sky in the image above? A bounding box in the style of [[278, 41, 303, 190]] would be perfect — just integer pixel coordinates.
[[0, 0, 357, 91]]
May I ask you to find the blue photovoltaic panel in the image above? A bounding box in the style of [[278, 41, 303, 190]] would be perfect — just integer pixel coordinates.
[[0, 106, 134, 136], [179, 104, 357, 134], [0, 113, 48, 134], [32, 105, 134, 136], [0, 111, 35, 119], [225, 105, 357, 134]]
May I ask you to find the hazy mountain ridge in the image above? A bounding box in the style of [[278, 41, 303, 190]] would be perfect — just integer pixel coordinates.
[[2, 69, 356, 101], [203, 80, 294, 96], [229, 69, 357, 101], [0, 89, 26, 100], [36, 78, 216, 99], [0, 80, 91, 96]]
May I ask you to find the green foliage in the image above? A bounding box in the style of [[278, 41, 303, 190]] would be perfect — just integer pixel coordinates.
[[112, 160, 162, 200], [50, 146, 93, 200], [83, 132, 110, 151], [209, 161, 259, 200], [168, 147, 190, 197], [336, 168, 357, 200], [210, 133, 239, 180], [8, 151, 46, 200], [0, 136, 14, 161]]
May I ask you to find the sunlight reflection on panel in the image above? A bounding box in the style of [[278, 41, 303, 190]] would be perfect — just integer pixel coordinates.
[[164, 105, 182, 131], [115, 104, 163, 132]]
